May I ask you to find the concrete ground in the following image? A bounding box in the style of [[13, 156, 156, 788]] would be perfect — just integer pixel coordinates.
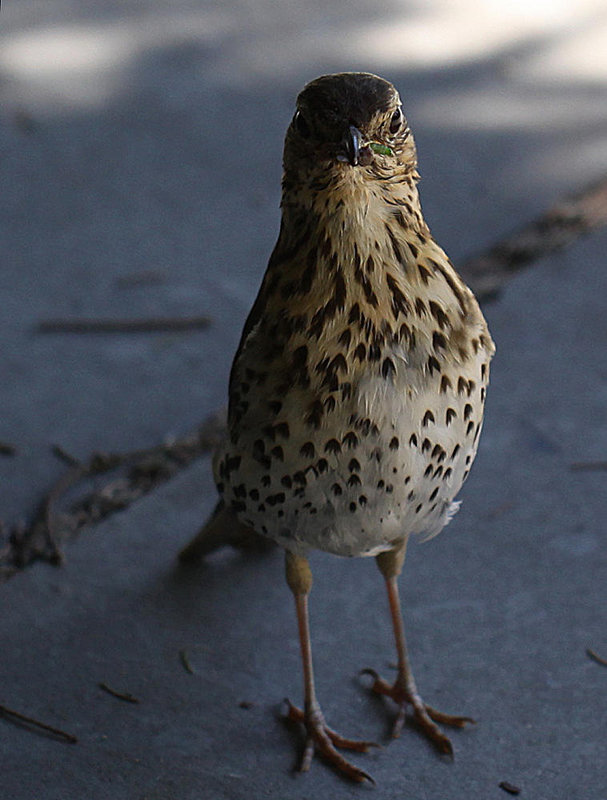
[[1, 1, 607, 798]]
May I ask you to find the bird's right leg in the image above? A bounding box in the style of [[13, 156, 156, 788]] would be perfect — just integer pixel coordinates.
[[363, 538, 474, 753], [284, 551, 376, 783]]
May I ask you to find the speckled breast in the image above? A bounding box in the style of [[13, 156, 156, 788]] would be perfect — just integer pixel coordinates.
[[214, 335, 490, 558]]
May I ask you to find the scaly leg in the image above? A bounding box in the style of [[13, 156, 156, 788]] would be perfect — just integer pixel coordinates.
[[363, 538, 474, 755], [285, 551, 377, 782]]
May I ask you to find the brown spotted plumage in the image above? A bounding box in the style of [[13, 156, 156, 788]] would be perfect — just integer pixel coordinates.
[[180, 72, 495, 782]]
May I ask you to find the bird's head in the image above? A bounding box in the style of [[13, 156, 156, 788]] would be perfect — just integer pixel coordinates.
[[283, 73, 418, 188]]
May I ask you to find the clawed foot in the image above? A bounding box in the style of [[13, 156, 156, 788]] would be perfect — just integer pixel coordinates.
[[285, 700, 378, 783], [361, 669, 474, 755]]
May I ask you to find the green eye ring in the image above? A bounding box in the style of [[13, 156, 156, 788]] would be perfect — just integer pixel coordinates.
[[368, 142, 393, 156]]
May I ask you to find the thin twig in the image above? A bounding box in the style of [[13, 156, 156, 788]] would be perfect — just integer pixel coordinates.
[[586, 648, 607, 667], [179, 649, 195, 675], [570, 461, 607, 472], [98, 683, 140, 704], [462, 174, 607, 300], [51, 445, 82, 468], [36, 316, 211, 334], [0, 412, 226, 580], [0, 702, 77, 743], [114, 271, 167, 289], [499, 781, 521, 796]]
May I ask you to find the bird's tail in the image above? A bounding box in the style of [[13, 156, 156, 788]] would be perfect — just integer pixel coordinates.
[[178, 501, 272, 562]]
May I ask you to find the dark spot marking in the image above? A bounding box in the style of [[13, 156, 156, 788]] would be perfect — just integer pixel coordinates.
[[271, 445, 284, 461], [423, 410, 435, 426], [432, 466, 443, 480], [268, 400, 282, 415], [466, 421, 475, 435], [415, 297, 427, 317], [451, 444, 461, 460], [433, 331, 447, 351], [382, 358, 396, 379], [429, 300, 449, 329], [343, 431, 358, 449], [226, 455, 241, 473], [359, 495, 368, 506], [329, 353, 348, 374], [334, 268, 347, 310], [368, 344, 382, 362], [348, 458, 360, 472], [348, 303, 361, 325], [409, 433, 418, 447], [280, 475, 292, 489], [324, 438, 341, 454], [444, 468, 452, 480], [349, 502, 357, 512], [300, 442, 315, 459], [305, 401, 323, 430], [386, 225, 403, 262], [390, 436, 399, 450], [429, 486, 439, 501], [347, 474, 361, 487], [385, 484, 394, 494], [261, 475, 271, 487], [266, 492, 286, 506], [231, 500, 246, 513], [386, 273, 411, 319], [440, 375, 452, 393], [332, 483, 343, 496], [317, 458, 328, 473], [324, 395, 336, 413], [464, 403, 473, 421], [415, 504, 423, 514], [427, 355, 441, 375], [338, 327, 351, 347], [354, 343, 366, 362], [377, 479, 385, 489], [421, 438, 431, 453], [424, 464, 433, 477], [418, 263, 432, 284]]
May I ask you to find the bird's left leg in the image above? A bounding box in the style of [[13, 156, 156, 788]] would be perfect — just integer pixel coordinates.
[[284, 551, 377, 782], [363, 538, 474, 754]]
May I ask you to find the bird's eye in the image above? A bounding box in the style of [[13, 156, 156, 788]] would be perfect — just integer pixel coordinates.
[[294, 111, 311, 138], [389, 108, 403, 134]]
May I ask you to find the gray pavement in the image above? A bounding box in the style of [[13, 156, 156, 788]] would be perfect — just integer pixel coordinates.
[[1, 2, 607, 798]]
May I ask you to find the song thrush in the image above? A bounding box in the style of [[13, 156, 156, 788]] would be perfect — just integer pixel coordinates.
[[181, 72, 495, 782]]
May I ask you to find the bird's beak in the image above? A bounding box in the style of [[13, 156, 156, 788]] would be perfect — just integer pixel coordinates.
[[341, 125, 362, 166]]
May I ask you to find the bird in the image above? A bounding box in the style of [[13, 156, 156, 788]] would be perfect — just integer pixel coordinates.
[[180, 71, 495, 782]]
